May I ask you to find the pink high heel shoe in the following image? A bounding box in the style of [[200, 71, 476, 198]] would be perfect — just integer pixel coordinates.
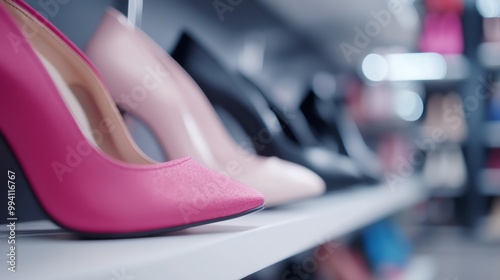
[[86, 9, 326, 207], [0, 0, 264, 237]]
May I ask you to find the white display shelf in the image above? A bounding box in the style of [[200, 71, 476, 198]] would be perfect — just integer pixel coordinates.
[[0, 181, 426, 280]]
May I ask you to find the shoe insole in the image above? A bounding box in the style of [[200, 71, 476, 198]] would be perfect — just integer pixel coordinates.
[[36, 52, 96, 145], [36, 51, 122, 159]]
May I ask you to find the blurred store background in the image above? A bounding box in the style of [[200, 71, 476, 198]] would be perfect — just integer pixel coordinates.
[[4, 0, 500, 279]]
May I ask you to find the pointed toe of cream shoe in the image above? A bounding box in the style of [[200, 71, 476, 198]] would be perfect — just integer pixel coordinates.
[[234, 156, 326, 207]]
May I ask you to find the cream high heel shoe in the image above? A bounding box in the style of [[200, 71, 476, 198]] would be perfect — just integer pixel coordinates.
[[86, 9, 326, 207]]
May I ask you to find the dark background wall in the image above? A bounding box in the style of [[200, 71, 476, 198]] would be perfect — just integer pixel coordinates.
[[24, 0, 121, 48], [22, 0, 291, 70]]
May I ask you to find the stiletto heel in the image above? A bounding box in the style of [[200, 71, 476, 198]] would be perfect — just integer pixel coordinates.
[[86, 9, 326, 206], [0, 0, 264, 237]]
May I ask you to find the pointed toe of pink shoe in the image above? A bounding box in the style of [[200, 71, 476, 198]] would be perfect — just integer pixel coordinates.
[[156, 158, 265, 227]]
